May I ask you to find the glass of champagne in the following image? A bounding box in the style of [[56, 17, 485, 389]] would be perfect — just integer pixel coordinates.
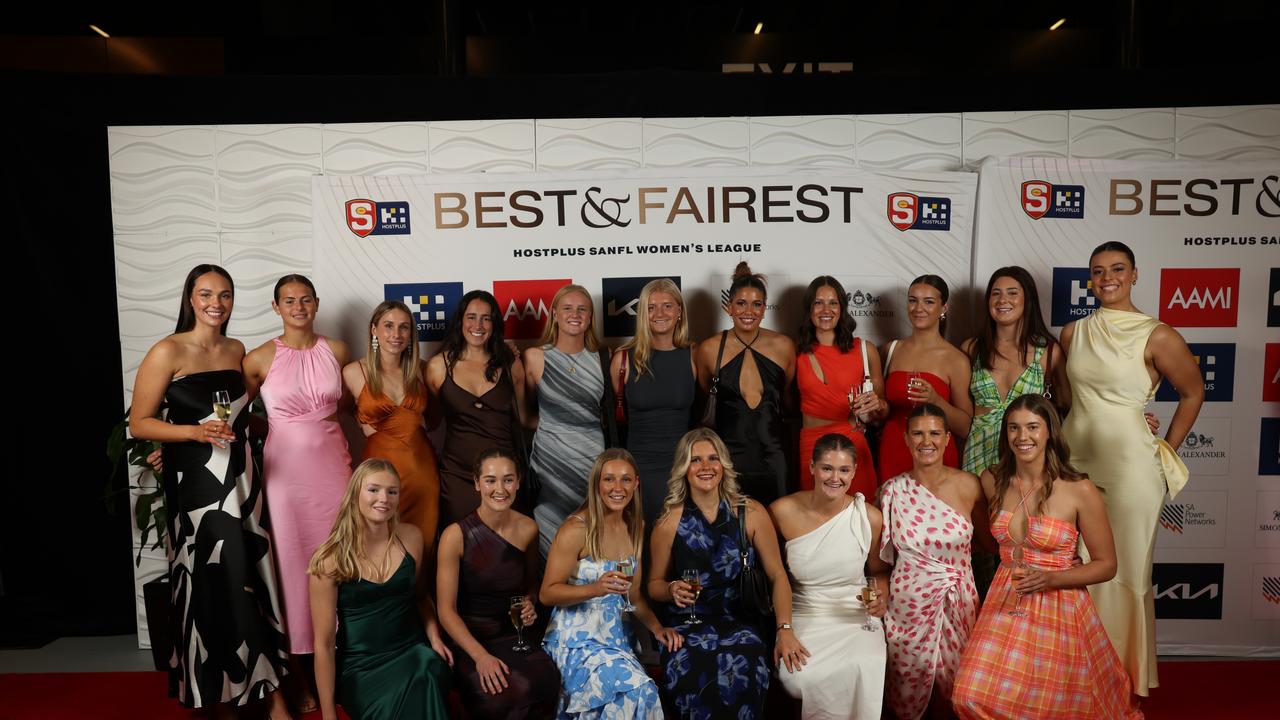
[[510, 596, 530, 653], [908, 372, 924, 406], [617, 558, 636, 612], [858, 575, 880, 632], [681, 570, 702, 625], [1006, 545, 1028, 617], [213, 390, 232, 422]]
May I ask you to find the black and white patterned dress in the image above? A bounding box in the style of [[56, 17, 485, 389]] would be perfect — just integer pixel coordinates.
[[160, 370, 288, 708]]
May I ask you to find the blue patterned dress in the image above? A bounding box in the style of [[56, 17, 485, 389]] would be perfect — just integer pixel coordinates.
[[661, 498, 770, 719], [543, 555, 662, 719]]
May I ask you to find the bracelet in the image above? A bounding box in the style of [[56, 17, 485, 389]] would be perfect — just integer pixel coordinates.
[[667, 580, 680, 596]]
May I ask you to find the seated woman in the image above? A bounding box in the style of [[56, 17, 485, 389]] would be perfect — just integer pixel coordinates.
[[309, 459, 452, 720], [647, 427, 805, 719], [880, 404, 991, 720], [952, 394, 1141, 719], [436, 448, 559, 720], [540, 448, 681, 719], [770, 433, 889, 720]]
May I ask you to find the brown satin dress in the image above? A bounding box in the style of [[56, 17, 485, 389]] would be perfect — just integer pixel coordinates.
[[357, 378, 441, 553]]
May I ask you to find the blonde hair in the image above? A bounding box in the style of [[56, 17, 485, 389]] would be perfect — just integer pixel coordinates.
[[309, 459, 400, 583], [660, 428, 745, 519], [620, 278, 690, 380], [537, 284, 599, 351], [577, 448, 645, 562], [365, 300, 423, 399]]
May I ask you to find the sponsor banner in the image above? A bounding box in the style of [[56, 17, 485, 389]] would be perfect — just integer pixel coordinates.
[[1251, 563, 1280, 621], [384, 281, 464, 342], [601, 276, 681, 338], [1269, 268, 1280, 327], [1156, 415, 1231, 476], [1158, 267, 1239, 327], [314, 168, 977, 346], [493, 278, 571, 340], [831, 274, 900, 345], [1050, 267, 1096, 327], [1153, 562, 1224, 620], [1156, 343, 1235, 403], [1257, 492, 1280, 548], [1261, 418, 1280, 476], [1156, 490, 1227, 549], [1265, 343, 1280, 403]]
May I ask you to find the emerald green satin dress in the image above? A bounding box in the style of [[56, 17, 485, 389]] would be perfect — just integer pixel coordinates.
[[337, 553, 450, 720]]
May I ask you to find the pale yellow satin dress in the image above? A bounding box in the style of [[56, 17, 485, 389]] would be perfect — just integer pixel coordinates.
[[1063, 307, 1188, 697]]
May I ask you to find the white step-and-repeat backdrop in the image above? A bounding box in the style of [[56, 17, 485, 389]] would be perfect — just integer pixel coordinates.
[[109, 107, 1280, 655]]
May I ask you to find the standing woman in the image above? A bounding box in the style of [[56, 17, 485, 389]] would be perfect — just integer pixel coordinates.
[[796, 276, 886, 498], [309, 459, 452, 720], [342, 301, 442, 554], [426, 290, 526, 529], [243, 274, 352, 712], [879, 404, 988, 720], [878, 274, 973, 482], [610, 278, 698, 526], [540, 449, 681, 718], [524, 284, 612, 554], [1061, 241, 1203, 697], [128, 265, 289, 716], [647, 427, 805, 718], [695, 262, 796, 507]]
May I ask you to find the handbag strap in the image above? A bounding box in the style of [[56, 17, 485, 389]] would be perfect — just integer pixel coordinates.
[[736, 499, 751, 568], [710, 330, 728, 396], [884, 339, 899, 372], [859, 337, 872, 385]]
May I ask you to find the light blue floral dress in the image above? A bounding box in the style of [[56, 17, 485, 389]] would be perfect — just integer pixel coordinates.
[[543, 555, 663, 719]]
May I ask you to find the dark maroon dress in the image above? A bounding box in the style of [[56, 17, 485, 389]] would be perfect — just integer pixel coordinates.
[[450, 512, 560, 719]]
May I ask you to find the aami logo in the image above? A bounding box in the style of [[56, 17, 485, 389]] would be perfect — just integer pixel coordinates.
[[493, 279, 571, 340], [1021, 180, 1085, 220], [1260, 418, 1280, 476], [1153, 562, 1223, 619], [384, 282, 464, 342], [1264, 343, 1280, 403], [1050, 267, 1096, 326], [1159, 268, 1240, 327], [346, 199, 411, 237], [1268, 268, 1280, 327], [601, 276, 681, 338], [887, 193, 951, 231], [1157, 343, 1234, 403]]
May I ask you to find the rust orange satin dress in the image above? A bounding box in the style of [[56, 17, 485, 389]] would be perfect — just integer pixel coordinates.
[[356, 380, 441, 553]]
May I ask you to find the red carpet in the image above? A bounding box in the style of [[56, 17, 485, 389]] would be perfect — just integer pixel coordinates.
[[0, 660, 1272, 719]]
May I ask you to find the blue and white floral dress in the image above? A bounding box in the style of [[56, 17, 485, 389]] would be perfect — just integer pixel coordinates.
[[661, 498, 770, 719], [543, 555, 663, 719]]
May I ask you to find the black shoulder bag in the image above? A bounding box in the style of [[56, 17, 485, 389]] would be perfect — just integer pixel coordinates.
[[736, 499, 773, 617]]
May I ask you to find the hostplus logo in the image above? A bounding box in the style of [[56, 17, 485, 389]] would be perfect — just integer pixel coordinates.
[[346, 199, 411, 237], [1268, 268, 1279, 327], [887, 193, 951, 231], [601, 276, 681, 338], [1050, 267, 1096, 326], [1159, 268, 1239, 327], [1260, 418, 1280, 476], [1021, 180, 1085, 220], [384, 282, 463, 342], [1157, 343, 1234, 403], [1159, 503, 1217, 534]]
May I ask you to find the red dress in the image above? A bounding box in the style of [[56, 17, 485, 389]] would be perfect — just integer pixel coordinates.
[[796, 342, 878, 497], [877, 371, 960, 482]]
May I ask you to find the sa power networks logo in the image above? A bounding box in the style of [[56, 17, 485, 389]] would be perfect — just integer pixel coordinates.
[[1263, 343, 1280, 403], [1050, 267, 1096, 326], [346, 199, 411, 237], [1158, 268, 1240, 327], [1156, 343, 1234, 403], [1268, 268, 1279, 327], [384, 282, 463, 342], [1252, 564, 1280, 620], [1260, 418, 1280, 476], [1156, 491, 1225, 549], [1152, 563, 1223, 620], [493, 279, 570, 340], [601, 276, 681, 338], [1021, 181, 1085, 220], [887, 193, 951, 231]]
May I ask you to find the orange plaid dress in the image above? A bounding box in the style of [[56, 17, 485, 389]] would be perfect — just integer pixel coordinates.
[[952, 511, 1142, 719]]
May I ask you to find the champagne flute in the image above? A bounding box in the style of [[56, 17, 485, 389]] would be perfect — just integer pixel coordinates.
[[858, 575, 880, 632], [908, 372, 924, 406], [510, 596, 530, 653], [681, 570, 703, 625], [1006, 545, 1028, 617], [212, 390, 232, 422], [617, 558, 636, 612]]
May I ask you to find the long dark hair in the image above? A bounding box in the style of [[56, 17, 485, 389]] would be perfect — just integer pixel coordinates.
[[798, 276, 856, 353], [969, 266, 1054, 371], [908, 274, 950, 337], [175, 264, 233, 335], [989, 394, 1087, 522], [439, 290, 515, 383]]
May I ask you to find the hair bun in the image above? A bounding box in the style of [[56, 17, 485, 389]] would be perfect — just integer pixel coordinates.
[[732, 261, 754, 280]]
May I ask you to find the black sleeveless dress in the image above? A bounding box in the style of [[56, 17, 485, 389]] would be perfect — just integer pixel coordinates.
[[623, 346, 696, 525], [160, 370, 288, 708], [438, 365, 518, 529], [450, 512, 560, 720], [715, 347, 788, 505]]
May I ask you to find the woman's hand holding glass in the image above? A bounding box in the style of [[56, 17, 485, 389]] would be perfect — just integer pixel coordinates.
[[592, 570, 631, 598]]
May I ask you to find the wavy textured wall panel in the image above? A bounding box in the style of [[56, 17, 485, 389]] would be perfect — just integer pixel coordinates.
[[323, 122, 430, 176], [221, 232, 315, 349], [1069, 108, 1175, 160], [428, 120, 535, 173], [1175, 104, 1280, 160], [749, 115, 856, 167], [642, 117, 750, 168], [536, 118, 643, 171], [109, 126, 217, 235], [215, 124, 322, 233], [856, 113, 962, 171], [963, 111, 1068, 171]]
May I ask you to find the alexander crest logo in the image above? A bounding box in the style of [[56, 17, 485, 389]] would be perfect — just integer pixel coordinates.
[[346, 198, 411, 237], [384, 282, 464, 342], [1022, 181, 1086, 220], [493, 279, 571, 340], [1159, 268, 1240, 327], [1183, 432, 1214, 451], [887, 193, 951, 231]]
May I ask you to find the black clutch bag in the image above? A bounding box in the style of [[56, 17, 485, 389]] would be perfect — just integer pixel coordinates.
[[736, 499, 773, 617]]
